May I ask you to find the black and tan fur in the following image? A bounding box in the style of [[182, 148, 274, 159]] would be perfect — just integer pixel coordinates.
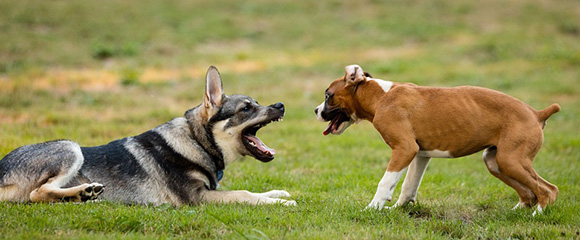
[[0, 66, 295, 206]]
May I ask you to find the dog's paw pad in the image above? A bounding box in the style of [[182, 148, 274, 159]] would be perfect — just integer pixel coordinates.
[[80, 183, 105, 201], [92, 184, 104, 194]]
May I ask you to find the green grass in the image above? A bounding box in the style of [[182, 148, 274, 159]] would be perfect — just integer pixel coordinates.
[[1, 0, 580, 239]]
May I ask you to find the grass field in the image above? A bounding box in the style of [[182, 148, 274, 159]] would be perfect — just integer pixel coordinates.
[[1, 0, 580, 239]]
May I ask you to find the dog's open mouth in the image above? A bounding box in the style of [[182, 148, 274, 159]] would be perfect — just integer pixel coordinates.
[[242, 116, 283, 162], [323, 111, 351, 135]]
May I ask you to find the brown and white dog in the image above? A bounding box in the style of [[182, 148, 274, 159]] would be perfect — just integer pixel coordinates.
[[315, 64, 560, 215]]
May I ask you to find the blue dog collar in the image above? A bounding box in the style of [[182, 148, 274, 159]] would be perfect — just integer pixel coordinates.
[[216, 170, 224, 182]]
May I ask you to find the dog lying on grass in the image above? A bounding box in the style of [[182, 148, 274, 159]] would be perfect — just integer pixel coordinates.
[[0, 66, 296, 207]]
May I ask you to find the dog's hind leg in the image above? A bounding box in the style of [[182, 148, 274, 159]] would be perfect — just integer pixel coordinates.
[[394, 155, 431, 207], [494, 133, 558, 215], [0, 140, 104, 203], [30, 182, 104, 203], [482, 146, 537, 209], [27, 141, 104, 203]]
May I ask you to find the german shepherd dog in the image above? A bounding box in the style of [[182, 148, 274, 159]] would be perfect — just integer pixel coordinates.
[[0, 66, 295, 206]]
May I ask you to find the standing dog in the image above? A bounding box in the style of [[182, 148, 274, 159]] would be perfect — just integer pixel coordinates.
[[0, 66, 295, 206], [315, 64, 559, 215]]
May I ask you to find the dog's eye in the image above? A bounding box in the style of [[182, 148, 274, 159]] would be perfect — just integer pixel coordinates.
[[242, 105, 251, 112], [325, 92, 333, 100]]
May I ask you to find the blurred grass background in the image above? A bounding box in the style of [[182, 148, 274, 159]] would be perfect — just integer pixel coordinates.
[[1, 0, 579, 239]]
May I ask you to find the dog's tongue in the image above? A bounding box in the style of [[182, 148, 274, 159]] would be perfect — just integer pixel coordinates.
[[245, 135, 276, 155], [323, 123, 333, 135], [323, 118, 339, 135]]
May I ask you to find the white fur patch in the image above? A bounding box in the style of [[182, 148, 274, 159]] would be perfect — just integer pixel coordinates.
[[51, 141, 84, 187], [212, 120, 244, 164], [417, 150, 453, 158], [315, 102, 325, 122], [369, 78, 393, 93], [532, 205, 543, 216], [512, 202, 525, 210], [396, 156, 430, 206], [367, 169, 406, 210]]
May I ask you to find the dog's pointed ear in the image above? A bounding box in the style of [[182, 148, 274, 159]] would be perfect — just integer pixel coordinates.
[[204, 66, 224, 111], [344, 64, 367, 87]]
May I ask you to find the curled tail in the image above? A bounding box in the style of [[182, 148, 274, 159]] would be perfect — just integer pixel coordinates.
[[537, 103, 560, 128]]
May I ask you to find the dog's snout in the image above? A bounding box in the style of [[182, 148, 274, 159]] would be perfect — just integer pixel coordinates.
[[272, 102, 284, 111], [315, 102, 326, 122]]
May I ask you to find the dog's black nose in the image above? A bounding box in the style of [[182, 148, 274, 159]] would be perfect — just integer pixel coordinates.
[[272, 102, 284, 111], [314, 107, 319, 115]]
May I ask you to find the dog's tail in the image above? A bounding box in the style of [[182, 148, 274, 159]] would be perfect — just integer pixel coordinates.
[[536, 103, 561, 128]]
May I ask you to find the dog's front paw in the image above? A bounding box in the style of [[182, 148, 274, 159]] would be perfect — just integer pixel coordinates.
[[260, 190, 291, 198], [80, 183, 105, 201], [365, 201, 384, 211], [255, 190, 296, 206], [384, 203, 399, 210], [365, 197, 390, 210], [280, 199, 297, 206]]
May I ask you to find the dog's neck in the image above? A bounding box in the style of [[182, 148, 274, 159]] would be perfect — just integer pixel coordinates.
[[184, 107, 226, 172], [350, 79, 396, 121]]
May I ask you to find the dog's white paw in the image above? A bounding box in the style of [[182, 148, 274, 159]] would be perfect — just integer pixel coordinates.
[[257, 197, 296, 206], [511, 202, 525, 210], [365, 193, 393, 211], [365, 199, 387, 211], [280, 199, 297, 206], [532, 205, 543, 216], [384, 203, 399, 210], [253, 190, 295, 206], [260, 190, 291, 198]]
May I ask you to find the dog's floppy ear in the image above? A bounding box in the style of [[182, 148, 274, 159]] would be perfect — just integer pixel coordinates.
[[204, 66, 224, 111], [344, 64, 367, 87]]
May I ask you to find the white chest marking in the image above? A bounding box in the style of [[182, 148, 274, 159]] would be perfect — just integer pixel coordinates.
[[212, 120, 243, 164], [417, 150, 453, 158], [369, 78, 393, 93]]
